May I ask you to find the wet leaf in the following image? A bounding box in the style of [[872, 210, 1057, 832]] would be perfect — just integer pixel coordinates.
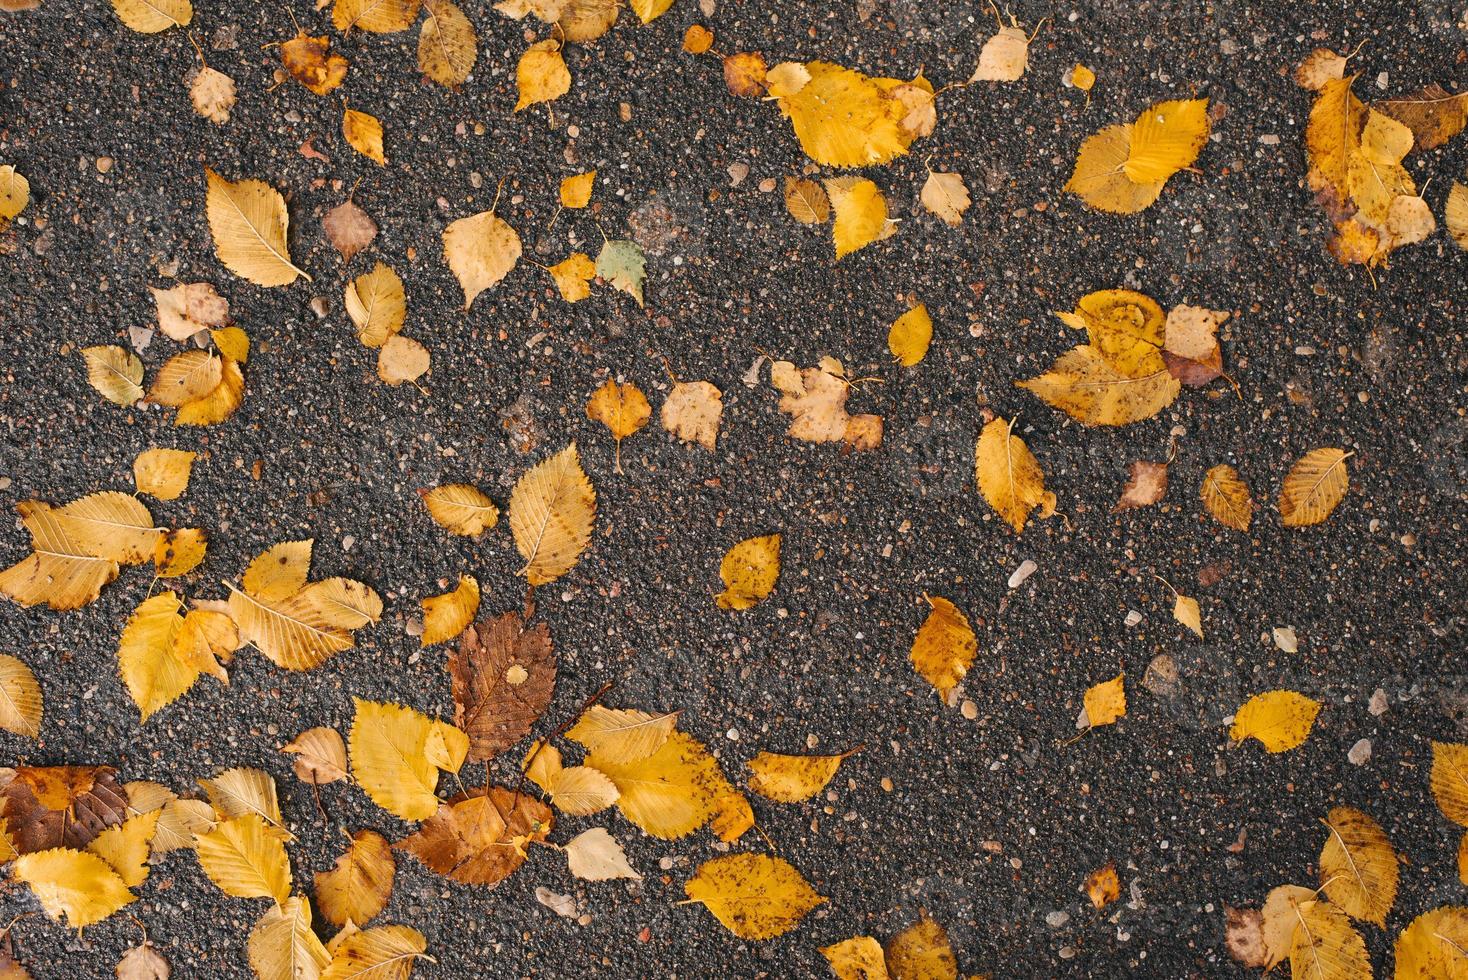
[[1200, 464, 1253, 531], [1080, 674, 1126, 729], [910, 596, 975, 699], [443, 209, 520, 309], [661, 380, 723, 449], [419, 0, 478, 87], [507, 443, 595, 585], [586, 379, 651, 473], [1395, 906, 1468, 980], [11, 848, 134, 929], [820, 936, 887, 980], [595, 239, 646, 306], [884, 915, 957, 979], [1066, 98, 1209, 213], [343, 107, 386, 165]]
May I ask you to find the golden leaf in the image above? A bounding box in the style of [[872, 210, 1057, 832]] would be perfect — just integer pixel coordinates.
[[546, 252, 596, 302], [775, 62, 929, 168], [1433, 741, 1468, 827], [1289, 899, 1371, 980], [1348, 110, 1414, 227], [628, 0, 672, 22], [421, 484, 498, 536], [56, 491, 158, 565], [283, 727, 349, 785], [566, 705, 678, 765], [333, 0, 422, 34], [1069, 63, 1096, 93], [86, 809, 160, 888], [189, 65, 236, 124], [350, 699, 449, 822], [783, 176, 830, 224], [418, 0, 477, 87], [133, 448, 196, 501], [661, 380, 723, 449], [1295, 48, 1347, 91], [148, 350, 222, 407], [227, 541, 361, 671], [194, 813, 291, 905], [315, 830, 395, 929], [1319, 805, 1398, 926], [204, 168, 309, 286], [200, 767, 284, 828], [682, 24, 713, 54], [1172, 595, 1203, 638], [714, 534, 781, 611], [118, 591, 219, 722], [587, 730, 723, 839], [516, 39, 570, 111], [1376, 85, 1468, 151], [820, 936, 887, 980], [421, 574, 480, 647], [971, 23, 1029, 82], [887, 303, 932, 366], [1260, 884, 1318, 969], [586, 379, 651, 473], [1279, 448, 1351, 527], [563, 827, 640, 881], [557, 0, 620, 42], [0, 164, 30, 221], [1017, 345, 1180, 426], [81, 345, 144, 406], [280, 31, 348, 95], [910, 596, 975, 698], [442, 210, 520, 309], [345, 262, 406, 348], [174, 357, 244, 426], [508, 443, 596, 586], [1068, 288, 1165, 376], [1124, 98, 1211, 183], [110, 0, 190, 32], [248, 897, 330, 980], [377, 335, 430, 387], [746, 751, 850, 803], [154, 798, 216, 857], [1201, 464, 1253, 531], [1395, 906, 1468, 980], [343, 107, 386, 165], [243, 540, 313, 602], [547, 766, 619, 816], [975, 415, 1056, 533], [1449, 184, 1468, 250], [11, 848, 135, 929], [322, 925, 428, 980], [919, 170, 970, 227], [885, 915, 957, 979], [211, 325, 247, 363], [824, 176, 892, 259], [0, 654, 41, 738], [722, 52, 767, 97], [1230, 690, 1320, 753], [683, 853, 825, 940], [1081, 674, 1126, 728], [0, 501, 120, 610], [560, 171, 596, 208], [1085, 863, 1120, 909]]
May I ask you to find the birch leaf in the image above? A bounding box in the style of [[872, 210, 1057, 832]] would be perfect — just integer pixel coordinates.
[[887, 303, 932, 366], [421, 574, 479, 647], [1395, 907, 1468, 980], [595, 239, 646, 307], [683, 854, 825, 940], [563, 827, 640, 881], [85, 809, 160, 889], [560, 171, 595, 208], [420, 484, 498, 536], [11, 848, 134, 929], [321, 925, 427, 980], [189, 65, 236, 124], [975, 415, 1056, 533], [587, 731, 722, 840], [82, 345, 144, 406], [661, 380, 723, 449], [133, 449, 196, 501], [448, 611, 554, 761], [824, 176, 891, 259], [508, 443, 595, 586], [280, 31, 348, 95], [1080, 674, 1126, 729], [547, 766, 619, 816], [345, 263, 406, 348], [566, 705, 678, 765], [746, 751, 851, 803], [0, 164, 29, 221], [1017, 345, 1180, 426], [547, 253, 595, 302], [118, 591, 214, 722], [919, 170, 970, 227], [377, 335, 430, 387], [394, 787, 551, 886], [1295, 48, 1347, 91], [0, 654, 42, 738], [283, 727, 349, 785], [971, 23, 1029, 82], [910, 596, 975, 698], [773, 61, 930, 167], [110, 0, 191, 32], [147, 350, 222, 407], [0, 501, 121, 610], [323, 198, 378, 264], [56, 491, 158, 565], [714, 534, 780, 611], [315, 830, 395, 929], [350, 699, 449, 822], [1230, 690, 1320, 752], [151, 282, 228, 341], [783, 177, 830, 224], [194, 814, 291, 905], [333, 0, 422, 33], [342, 107, 386, 165], [442, 210, 520, 309], [1319, 805, 1398, 925], [820, 937, 887, 980], [1447, 182, 1468, 249], [1376, 85, 1468, 152], [515, 39, 570, 111], [199, 767, 283, 827], [586, 379, 651, 473], [1172, 594, 1202, 638], [1279, 448, 1351, 527], [1432, 741, 1468, 827], [885, 916, 957, 979], [1288, 900, 1370, 980], [1201, 464, 1253, 531], [248, 897, 330, 980], [418, 0, 477, 87], [204, 168, 309, 287], [1114, 460, 1167, 512]]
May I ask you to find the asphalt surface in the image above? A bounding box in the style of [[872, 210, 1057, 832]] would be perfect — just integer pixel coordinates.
[[0, 1, 1466, 977]]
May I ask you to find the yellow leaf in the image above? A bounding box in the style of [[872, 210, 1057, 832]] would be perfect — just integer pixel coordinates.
[[190, 65, 236, 124], [661, 380, 724, 449], [81, 345, 144, 406], [204, 168, 309, 287], [909, 596, 975, 698], [548, 766, 620, 816], [343, 107, 386, 165], [682, 23, 713, 54], [628, 0, 672, 23], [776, 62, 929, 168], [0, 654, 41, 738], [824, 176, 891, 259], [1018, 345, 1180, 425], [118, 591, 215, 722], [820, 936, 888, 980], [1229, 690, 1320, 752], [1433, 741, 1468, 827], [322, 925, 428, 980], [133, 448, 196, 501], [563, 827, 640, 881], [194, 813, 292, 905], [227, 541, 361, 671], [377, 335, 430, 387], [560, 171, 596, 208], [1200, 464, 1253, 531], [248, 896, 330, 980], [175, 356, 244, 426], [243, 540, 313, 602], [1395, 906, 1468, 980], [587, 730, 723, 839], [1069, 63, 1096, 93], [770, 358, 882, 449], [0, 501, 121, 610], [350, 698, 447, 822], [315, 830, 395, 929], [887, 304, 933, 366], [516, 39, 571, 111], [1348, 110, 1415, 228], [1172, 595, 1203, 638], [566, 705, 679, 765], [86, 809, 160, 888], [1085, 862, 1121, 909], [442, 209, 521, 309], [746, 750, 851, 803], [110, 0, 190, 32], [1279, 448, 1351, 527], [280, 31, 349, 95], [334, 0, 422, 33], [148, 350, 222, 408], [1446, 182, 1468, 249], [282, 727, 349, 786], [586, 379, 652, 473], [0, 164, 30, 221], [1288, 899, 1371, 980], [150, 282, 226, 341], [783, 176, 830, 224], [508, 443, 596, 586], [200, 766, 284, 829], [1260, 884, 1318, 970], [546, 252, 596, 302], [11, 848, 135, 929], [1070, 288, 1165, 376], [418, 0, 478, 87], [345, 262, 406, 348], [884, 915, 957, 979], [300, 578, 382, 631], [971, 24, 1029, 82], [421, 574, 480, 647], [211, 325, 250, 363], [421, 484, 498, 536], [1319, 805, 1398, 926], [975, 415, 1056, 532], [919, 171, 970, 227], [1295, 48, 1346, 91], [155, 799, 217, 857], [1124, 98, 1211, 183], [1081, 673, 1126, 728], [56, 491, 158, 566], [683, 853, 825, 940], [714, 534, 780, 610]]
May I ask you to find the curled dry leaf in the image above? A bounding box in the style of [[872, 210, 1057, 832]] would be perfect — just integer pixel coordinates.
[[280, 32, 348, 95], [1066, 98, 1210, 214], [783, 176, 830, 225], [133, 448, 196, 501], [377, 335, 430, 387], [315, 830, 395, 929], [1319, 805, 1398, 926], [507, 443, 596, 586], [283, 726, 349, 785], [189, 65, 236, 125], [421, 574, 480, 647], [661, 380, 723, 450], [204, 168, 309, 286], [516, 39, 571, 111], [1201, 463, 1253, 531], [0, 654, 42, 738], [824, 176, 892, 259], [1279, 448, 1351, 527], [714, 534, 781, 611], [421, 483, 499, 536], [395, 787, 551, 886], [920, 170, 970, 227], [442, 209, 521, 309], [683, 853, 825, 940], [976, 416, 1056, 532], [910, 596, 975, 699], [887, 303, 932, 366], [449, 610, 554, 761], [82, 345, 144, 406], [342, 107, 386, 165], [419, 0, 478, 88], [1230, 690, 1320, 752], [323, 198, 378, 265], [345, 262, 406, 348]]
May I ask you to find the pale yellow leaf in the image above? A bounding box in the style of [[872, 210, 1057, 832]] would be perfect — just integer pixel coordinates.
[[248, 897, 330, 980], [442, 210, 520, 309], [820, 936, 888, 980], [418, 0, 477, 87], [110, 0, 191, 32], [661, 380, 723, 449], [0, 655, 41, 738], [970, 25, 1028, 82], [81, 345, 144, 406], [376, 335, 430, 387], [333, 0, 422, 34], [283, 727, 349, 785], [420, 484, 498, 536], [563, 827, 640, 881], [321, 924, 427, 980], [189, 65, 237, 124], [507, 443, 596, 586], [199, 766, 283, 828], [151, 281, 228, 341], [783, 176, 830, 225], [548, 766, 619, 816], [86, 809, 160, 888], [919, 171, 970, 227], [345, 263, 406, 349], [133, 448, 196, 501], [56, 491, 158, 565], [194, 813, 291, 905], [1172, 595, 1202, 638], [204, 168, 309, 286]]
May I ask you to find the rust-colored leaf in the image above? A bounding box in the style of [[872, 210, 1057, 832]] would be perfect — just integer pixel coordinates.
[[447, 612, 555, 762]]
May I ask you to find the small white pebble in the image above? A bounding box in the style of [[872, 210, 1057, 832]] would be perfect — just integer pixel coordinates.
[[1368, 689, 1388, 716], [1348, 739, 1372, 765], [1272, 627, 1298, 652], [1124, 610, 1143, 627], [1008, 559, 1037, 589]]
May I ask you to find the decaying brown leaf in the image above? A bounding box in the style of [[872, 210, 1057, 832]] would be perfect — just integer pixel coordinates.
[[395, 787, 552, 886], [449, 611, 555, 762], [280, 31, 349, 96], [1, 766, 128, 853], [1114, 460, 1168, 512], [323, 198, 378, 265]]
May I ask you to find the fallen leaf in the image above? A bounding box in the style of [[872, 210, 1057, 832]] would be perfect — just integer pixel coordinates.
[[377, 335, 430, 387], [323, 198, 378, 264], [421, 483, 499, 536], [723, 52, 767, 97], [559, 171, 595, 208], [1018, 344, 1180, 426], [1162, 304, 1227, 385], [588, 730, 725, 839], [1319, 805, 1398, 926], [783, 176, 830, 224], [345, 262, 406, 347], [516, 39, 570, 111], [151, 282, 228, 343], [1172, 594, 1203, 638], [449, 610, 555, 761], [1200, 464, 1253, 531], [204, 168, 309, 286], [919, 170, 970, 227], [1066, 98, 1210, 213], [1376, 85, 1468, 152], [507, 443, 596, 585], [1085, 863, 1120, 909], [334, 0, 423, 33], [546, 252, 596, 302], [350, 698, 460, 821], [820, 936, 887, 980], [194, 813, 290, 905], [148, 350, 222, 408], [1080, 673, 1126, 729], [824, 176, 892, 259], [315, 830, 395, 929], [118, 591, 223, 721], [422, 574, 480, 647], [887, 303, 932, 366], [226, 539, 376, 671], [116, 942, 170, 980], [683, 853, 825, 940], [661, 380, 723, 449], [419, 0, 477, 87], [566, 705, 678, 765], [342, 107, 386, 164], [714, 534, 780, 611], [110, 0, 190, 32], [442, 209, 520, 309], [54, 491, 158, 565], [773, 61, 932, 167], [975, 415, 1056, 532], [586, 379, 651, 473], [133, 448, 196, 501], [1114, 460, 1167, 512], [321, 925, 428, 980], [82, 345, 144, 406], [746, 751, 851, 803], [1395, 907, 1468, 980], [11, 848, 134, 929], [1289, 899, 1371, 980], [557, 0, 620, 43], [595, 239, 646, 306], [1, 767, 128, 853], [280, 31, 348, 95], [283, 727, 349, 785], [682, 24, 713, 54], [563, 827, 640, 881], [910, 595, 976, 698], [1447, 182, 1467, 249], [1069, 63, 1096, 93], [971, 19, 1031, 82], [0, 654, 42, 738], [199, 767, 283, 827], [395, 787, 551, 886], [1295, 48, 1347, 91], [86, 809, 160, 888], [884, 915, 957, 979], [1278, 448, 1351, 527], [770, 357, 882, 449], [1230, 690, 1321, 752], [1224, 905, 1267, 969], [547, 766, 619, 816], [1261, 885, 1319, 970], [248, 897, 330, 980]]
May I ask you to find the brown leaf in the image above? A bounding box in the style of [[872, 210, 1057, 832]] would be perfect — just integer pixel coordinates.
[[323, 198, 377, 264], [448, 612, 555, 762], [1375, 85, 1468, 152], [395, 787, 551, 886], [1113, 460, 1168, 512], [1, 765, 129, 853], [1225, 906, 1267, 968], [723, 52, 767, 97], [280, 31, 348, 95]]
